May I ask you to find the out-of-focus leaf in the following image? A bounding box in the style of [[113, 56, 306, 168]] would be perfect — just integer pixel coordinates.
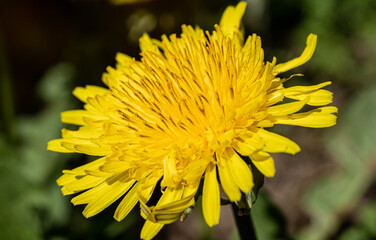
[[297, 85, 376, 240], [0, 137, 42, 240], [295, 0, 376, 86], [104, 215, 136, 238], [358, 202, 376, 237], [337, 227, 369, 240], [252, 192, 289, 240], [18, 63, 75, 185], [0, 63, 75, 239]]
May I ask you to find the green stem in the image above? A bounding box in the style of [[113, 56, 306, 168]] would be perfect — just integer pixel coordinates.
[[232, 203, 258, 240]]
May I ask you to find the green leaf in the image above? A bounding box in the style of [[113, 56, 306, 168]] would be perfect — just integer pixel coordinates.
[[297, 85, 376, 240], [0, 63, 76, 240]]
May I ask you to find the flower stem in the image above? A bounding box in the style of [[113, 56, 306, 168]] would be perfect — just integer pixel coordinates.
[[232, 203, 258, 240]]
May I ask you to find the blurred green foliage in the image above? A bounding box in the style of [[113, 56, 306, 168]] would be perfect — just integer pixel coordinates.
[[0, 64, 74, 240], [296, 0, 376, 86], [0, 0, 375, 239], [297, 86, 376, 240]]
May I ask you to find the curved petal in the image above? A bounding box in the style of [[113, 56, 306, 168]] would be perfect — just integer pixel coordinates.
[[140, 184, 197, 224], [273, 106, 338, 128], [285, 82, 333, 106], [267, 97, 309, 116], [273, 34, 317, 74]]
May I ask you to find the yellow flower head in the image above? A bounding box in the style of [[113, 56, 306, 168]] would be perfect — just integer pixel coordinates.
[[48, 2, 337, 239]]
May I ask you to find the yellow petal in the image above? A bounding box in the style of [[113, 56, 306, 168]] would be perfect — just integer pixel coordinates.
[[202, 162, 220, 227], [115, 52, 133, 70], [144, 185, 197, 224], [114, 182, 140, 221], [80, 177, 136, 218], [288, 89, 333, 106], [61, 127, 102, 139], [59, 138, 112, 156], [140, 33, 161, 54], [73, 85, 108, 103], [62, 175, 105, 195], [71, 179, 114, 206], [238, 130, 265, 149], [266, 89, 285, 106], [161, 148, 180, 188], [257, 129, 300, 154], [61, 110, 108, 125], [154, 193, 195, 213], [267, 97, 309, 116], [181, 25, 205, 41], [137, 173, 162, 205], [140, 185, 190, 224], [232, 131, 263, 156], [219, 1, 247, 37], [285, 81, 331, 93], [225, 148, 254, 193], [216, 152, 241, 201], [232, 138, 258, 156], [148, 199, 195, 224], [250, 153, 276, 177], [285, 82, 333, 106], [57, 157, 106, 178], [47, 139, 74, 153], [273, 34, 317, 74], [140, 220, 164, 240], [100, 160, 132, 173], [274, 106, 338, 128]]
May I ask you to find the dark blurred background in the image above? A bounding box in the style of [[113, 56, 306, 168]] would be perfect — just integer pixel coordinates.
[[1, 0, 376, 239]]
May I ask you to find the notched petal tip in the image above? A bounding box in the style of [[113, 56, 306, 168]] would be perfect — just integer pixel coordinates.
[[141, 221, 164, 240], [139, 33, 161, 54], [47, 139, 73, 153], [219, 1, 247, 37]]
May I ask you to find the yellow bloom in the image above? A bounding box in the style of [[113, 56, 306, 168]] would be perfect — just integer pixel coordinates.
[[48, 2, 337, 239]]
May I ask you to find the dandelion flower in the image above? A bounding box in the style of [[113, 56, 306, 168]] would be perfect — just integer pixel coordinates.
[[48, 2, 337, 239]]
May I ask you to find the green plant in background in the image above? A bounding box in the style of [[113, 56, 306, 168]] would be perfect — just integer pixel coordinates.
[[296, 0, 376, 86], [297, 86, 376, 240], [285, 0, 376, 239], [0, 64, 75, 240]]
